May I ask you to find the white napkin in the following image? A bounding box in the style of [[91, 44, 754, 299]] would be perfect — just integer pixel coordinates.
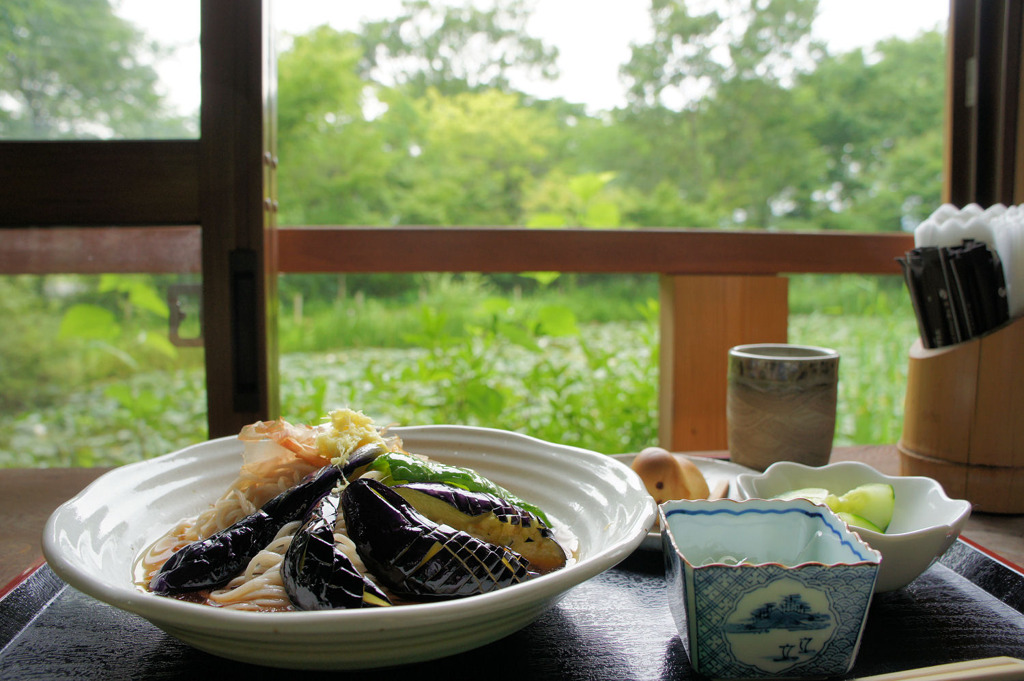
[[914, 203, 1023, 318]]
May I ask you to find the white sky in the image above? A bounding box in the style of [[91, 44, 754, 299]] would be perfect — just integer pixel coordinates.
[[118, 0, 949, 117]]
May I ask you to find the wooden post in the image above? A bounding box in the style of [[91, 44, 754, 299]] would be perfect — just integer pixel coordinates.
[[659, 274, 788, 451], [200, 0, 278, 437]]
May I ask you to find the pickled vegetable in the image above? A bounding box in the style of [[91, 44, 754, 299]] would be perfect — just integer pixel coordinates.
[[836, 511, 884, 534], [779, 482, 895, 533], [836, 483, 894, 532]]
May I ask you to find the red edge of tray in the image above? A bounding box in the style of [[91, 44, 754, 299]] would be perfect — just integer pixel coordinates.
[[960, 535, 1024, 574], [0, 557, 45, 603]]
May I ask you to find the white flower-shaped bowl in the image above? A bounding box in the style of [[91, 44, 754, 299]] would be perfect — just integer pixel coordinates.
[[735, 460, 972, 592], [661, 498, 880, 679], [43, 425, 657, 670]]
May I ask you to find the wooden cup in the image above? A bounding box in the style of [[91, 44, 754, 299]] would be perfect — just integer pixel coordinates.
[[899, 315, 1024, 514]]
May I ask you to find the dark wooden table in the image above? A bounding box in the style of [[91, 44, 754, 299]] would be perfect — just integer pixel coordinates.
[[2, 445, 1024, 680]]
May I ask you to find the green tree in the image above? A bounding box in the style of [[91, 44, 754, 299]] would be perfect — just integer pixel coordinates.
[[276, 26, 397, 226], [275, 3, 563, 229], [0, 0, 191, 138], [387, 88, 560, 226], [794, 32, 946, 231], [617, 0, 945, 232], [272, 0, 945, 235], [701, 76, 826, 228], [621, 0, 824, 229], [623, 0, 820, 108], [357, 0, 558, 97], [523, 170, 625, 228]]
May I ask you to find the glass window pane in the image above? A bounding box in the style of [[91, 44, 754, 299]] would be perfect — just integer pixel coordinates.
[[272, 2, 948, 450], [272, 1, 947, 231], [1, 0, 199, 140], [0, 229, 205, 468]]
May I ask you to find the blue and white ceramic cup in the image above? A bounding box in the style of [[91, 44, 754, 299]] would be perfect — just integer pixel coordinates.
[[661, 497, 880, 679]]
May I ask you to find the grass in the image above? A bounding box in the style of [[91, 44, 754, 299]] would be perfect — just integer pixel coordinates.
[[790, 311, 916, 446], [0, 273, 922, 468]]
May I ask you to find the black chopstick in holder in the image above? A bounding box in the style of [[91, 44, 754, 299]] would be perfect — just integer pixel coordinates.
[[899, 240, 1010, 349]]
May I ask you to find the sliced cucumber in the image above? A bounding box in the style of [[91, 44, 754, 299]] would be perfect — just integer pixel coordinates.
[[836, 511, 884, 534], [776, 481, 895, 533], [835, 483, 894, 532]]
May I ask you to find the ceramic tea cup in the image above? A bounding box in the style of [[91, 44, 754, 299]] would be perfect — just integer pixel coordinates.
[[727, 344, 840, 471]]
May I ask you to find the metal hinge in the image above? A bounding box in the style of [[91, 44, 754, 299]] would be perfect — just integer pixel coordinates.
[[167, 283, 204, 347]]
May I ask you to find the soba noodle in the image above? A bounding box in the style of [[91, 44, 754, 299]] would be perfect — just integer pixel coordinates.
[[204, 501, 385, 611], [140, 410, 392, 610], [207, 521, 300, 611]]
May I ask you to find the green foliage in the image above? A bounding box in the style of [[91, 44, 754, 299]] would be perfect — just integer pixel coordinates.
[[0, 277, 68, 411], [276, 26, 396, 226], [1, 0, 192, 138], [394, 89, 560, 225], [788, 274, 909, 317], [2, 368, 207, 468], [790, 311, 915, 447], [278, 273, 661, 354], [58, 304, 119, 341], [788, 275, 917, 446], [3, 272, 920, 467], [0, 273, 208, 466], [793, 31, 947, 228], [525, 170, 624, 228], [269, 0, 944, 233], [357, 0, 558, 96], [290, 290, 661, 455], [53, 274, 179, 371], [0, 2, 946, 467], [623, 0, 821, 106]]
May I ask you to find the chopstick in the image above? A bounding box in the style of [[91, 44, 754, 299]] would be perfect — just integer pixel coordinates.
[[856, 657, 1024, 681]]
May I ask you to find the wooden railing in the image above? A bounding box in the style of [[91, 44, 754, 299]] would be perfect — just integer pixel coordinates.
[[1, 225, 915, 450], [0, 226, 913, 275], [280, 227, 915, 450]]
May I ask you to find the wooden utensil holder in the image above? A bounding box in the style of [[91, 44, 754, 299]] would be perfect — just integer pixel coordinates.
[[899, 314, 1024, 513]]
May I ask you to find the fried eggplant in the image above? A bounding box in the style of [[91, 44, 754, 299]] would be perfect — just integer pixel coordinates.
[[341, 478, 536, 599], [393, 482, 567, 572], [282, 490, 391, 610], [150, 464, 342, 594]]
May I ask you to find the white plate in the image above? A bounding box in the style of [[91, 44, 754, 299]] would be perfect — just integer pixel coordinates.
[[43, 426, 657, 670], [611, 453, 756, 550]]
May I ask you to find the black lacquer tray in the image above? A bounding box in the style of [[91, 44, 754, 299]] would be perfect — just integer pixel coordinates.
[[2, 539, 1022, 680]]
